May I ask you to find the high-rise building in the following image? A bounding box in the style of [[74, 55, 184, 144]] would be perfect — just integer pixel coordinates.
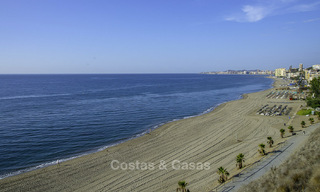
[[299, 63, 303, 71]]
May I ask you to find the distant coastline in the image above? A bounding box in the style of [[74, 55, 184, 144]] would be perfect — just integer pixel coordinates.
[[201, 69, 274, 75]]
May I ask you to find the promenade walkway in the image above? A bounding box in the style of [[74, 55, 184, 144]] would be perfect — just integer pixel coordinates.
[[211, 122, 320, 192]]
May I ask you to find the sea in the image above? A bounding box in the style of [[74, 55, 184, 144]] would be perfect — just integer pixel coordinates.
[[0, 74, 273, 179]]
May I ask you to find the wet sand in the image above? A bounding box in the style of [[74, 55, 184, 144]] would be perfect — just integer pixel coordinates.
[[0, 77, 305, 192]]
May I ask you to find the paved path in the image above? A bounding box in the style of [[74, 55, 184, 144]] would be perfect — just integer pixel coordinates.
[[211, 122, 320, 192]]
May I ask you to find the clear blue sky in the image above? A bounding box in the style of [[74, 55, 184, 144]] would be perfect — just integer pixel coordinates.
[[1, 0, 320, 74]]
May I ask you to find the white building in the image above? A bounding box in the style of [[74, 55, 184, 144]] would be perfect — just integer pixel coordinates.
[[312, 64, 320, 70], [275, 68, 286, 77]]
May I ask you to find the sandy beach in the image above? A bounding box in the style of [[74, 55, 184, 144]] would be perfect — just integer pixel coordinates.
[[0, 77, 308, 192]]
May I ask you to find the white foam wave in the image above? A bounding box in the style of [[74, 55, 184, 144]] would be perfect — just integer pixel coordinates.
[[0, 154, 85, 180], [0, 93, 71, 100]]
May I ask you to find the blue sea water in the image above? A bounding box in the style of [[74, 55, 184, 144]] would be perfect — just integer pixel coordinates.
[[0, 74, 273, 178]]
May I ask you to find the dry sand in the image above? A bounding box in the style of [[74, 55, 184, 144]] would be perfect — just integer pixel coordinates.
[[0, 77, 306, 192]]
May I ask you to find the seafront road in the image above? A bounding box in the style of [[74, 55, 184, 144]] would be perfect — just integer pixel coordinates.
[[212, 122, 320, 192]]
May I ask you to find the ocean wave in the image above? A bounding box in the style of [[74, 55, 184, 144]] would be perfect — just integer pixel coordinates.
[[0, 154, 83, 180], [0, 131, 151, 180], [0, 93, 72, 100]]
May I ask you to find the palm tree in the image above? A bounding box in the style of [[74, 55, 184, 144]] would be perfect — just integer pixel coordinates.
[[176, 181, 189, 192], [258, 143, 266, 156], [280, 129, 285, 138], [288, 126, 294, 133], [267, 137, 274, 148], [217, 167, 229, 183], [309, 117, 314, 124], [236, 153, 245, 169], [217, 167, 224, 183], [301, 121, 306, 128]]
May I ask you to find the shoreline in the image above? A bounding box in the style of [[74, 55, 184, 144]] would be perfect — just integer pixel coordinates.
[[0, 77, 298, 191], [0, 76, 273, 181]]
